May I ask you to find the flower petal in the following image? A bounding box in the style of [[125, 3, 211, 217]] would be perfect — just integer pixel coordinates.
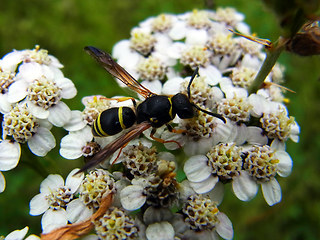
[[55, 77, 77, 99], [120, 185, 146, 210], [0, 172, 5, 193], [7, 80, 28, 103], [29, 193, 49, 216], [0, 140, 21, 171], [63, 110, 87, 132], [66, 198, 93, 223], [41, 208, 67, 234], [216, 212, 234, 240], [48, 101, 72, 127], [261, 178, 281, 206], [40, 174, 64, 194], [5, 226, 29, 240], [59, 133, 88, 160], [184, 155, 211, 182], [65, 168, 84, 193], [275, 151, 292, 177], [146, 222, 175, 240], [28, 127, 56, 156], [141, 80, 162, 95], [27, 101, 49, 119], [232, 171, 258, 201], [189, 175, 218, 194]]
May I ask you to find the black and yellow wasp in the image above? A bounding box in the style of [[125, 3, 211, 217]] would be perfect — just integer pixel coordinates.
[[78, 46, 225, 173]]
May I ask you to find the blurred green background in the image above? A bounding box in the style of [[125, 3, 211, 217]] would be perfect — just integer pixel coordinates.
[[0, 0, 319, 239]]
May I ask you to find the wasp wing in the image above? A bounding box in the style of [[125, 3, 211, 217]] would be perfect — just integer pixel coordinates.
[[85, 46, 153, 98], [76, 122, 152, 174]]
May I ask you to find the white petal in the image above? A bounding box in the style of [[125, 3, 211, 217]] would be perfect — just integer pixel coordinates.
[[5, 226, 29, 240], [65, 168, 84, 193], [41, 208, 68, 234], [216, 212, 234, 240], [275, 151, 292, 177], [189, 175, 218, 194], [261, 178, 282, 206], [0, 140, 21, 171], [59, 133, 87, 159], [199, 65, 221, 86], [146, 222, 175, 240], [0, 172, 5, 193], [232, 171, 258, 201], [185, 29, 208, 45], [48, 101, 72, 127], [29, 193, 49, 215], [28, 127, 56, 156], [161, 77, 184, 95], [27, 101, 49, 119], [7, 80, 28, 103], [140, 80, 162, 95], [168, 21, 187, 40], [208, 181, 224, 205], [0, 94, 12, 113], [25, 235, 41, 240], [66, 198, 93, 223], [120, 185, 146, 210], [16, 62, 43, 82], [40, 174, 64, 193], [63, 110, 87, 132], [0, 50, 24, 72], [184, 155, 211, 182], [55, 77, 77, 99], [246, 126, 268, 145], [112, 40, 131, 59], [289, 122, 300, 143]]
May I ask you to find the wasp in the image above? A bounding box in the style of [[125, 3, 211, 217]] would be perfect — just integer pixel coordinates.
[[78, 46, 225, 173]]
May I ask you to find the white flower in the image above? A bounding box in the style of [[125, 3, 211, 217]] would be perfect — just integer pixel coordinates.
[[29, 168, 84, 233], [146, 221, 175, 240], [233, 140, 292, 205]]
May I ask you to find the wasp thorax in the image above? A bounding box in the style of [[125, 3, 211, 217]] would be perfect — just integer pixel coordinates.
[[260, 108, 295, 141], [122, 143, 158, 178], [130, 29, 156, 56], [230, 66, 257, 89], [3, 103, 39, 143], [182, 194, 219, 231], [244, 145, 279, 182], [137, 56, 167, 81], [79, 169, 116, 209], [0, 70, 15, 94], [27, 76, 62, 110], [45, 186, 73, 210], [217, 97, 251, 122], [207, 143, 243, 181], [93, 206, 139, 240], [24, 45, 52, 65], [151, 14, 173, 32], [183, 111, 217, 141], [181, 45, 211, 69], [207, 33, 237, 55], [187, 9, 212, 29]]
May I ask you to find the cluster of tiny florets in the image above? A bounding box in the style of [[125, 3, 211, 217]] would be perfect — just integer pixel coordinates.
[[79, 169, 116, 209], [2, 103, 39, 143], [217, 97, 251, 122], [207, 143, 243, 181]]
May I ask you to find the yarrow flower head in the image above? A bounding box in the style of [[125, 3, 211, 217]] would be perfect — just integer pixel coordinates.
[[43, 7, 300, 239]]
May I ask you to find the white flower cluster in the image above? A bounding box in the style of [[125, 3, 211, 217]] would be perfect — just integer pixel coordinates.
[[1, 7, 301, 240], [0, 46, 78, 193]]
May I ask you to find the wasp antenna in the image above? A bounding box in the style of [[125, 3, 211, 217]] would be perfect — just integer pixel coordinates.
[[187, 67, 200, 99], [192, 103, 226, 123]]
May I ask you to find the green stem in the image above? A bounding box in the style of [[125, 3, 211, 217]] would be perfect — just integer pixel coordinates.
[[248, 37, 287, 94]]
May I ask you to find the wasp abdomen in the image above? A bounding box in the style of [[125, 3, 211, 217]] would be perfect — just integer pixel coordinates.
[[93, 107, 136, 137]]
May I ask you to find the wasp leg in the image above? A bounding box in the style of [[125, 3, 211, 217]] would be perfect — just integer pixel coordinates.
[[111, 142, 129, 165], [150, 128, 182, 148], [166, 124, 187, 134]]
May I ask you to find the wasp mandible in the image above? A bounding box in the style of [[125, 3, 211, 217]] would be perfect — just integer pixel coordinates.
[[78, 46, 225, 173]]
